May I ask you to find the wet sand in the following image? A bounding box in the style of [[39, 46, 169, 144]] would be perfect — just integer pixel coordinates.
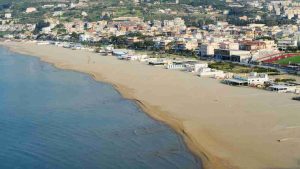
[[2, 41, 300, 169]]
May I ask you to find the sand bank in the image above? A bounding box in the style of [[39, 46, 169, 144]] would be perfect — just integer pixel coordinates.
[[2, 41, 300, 169]]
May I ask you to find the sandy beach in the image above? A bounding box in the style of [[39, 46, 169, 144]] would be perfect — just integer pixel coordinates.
[[2, 41, 300, 169]]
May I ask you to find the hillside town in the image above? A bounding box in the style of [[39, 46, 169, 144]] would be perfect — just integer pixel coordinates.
[[2, 1, 300, 169], [1, 0, 300, 98]]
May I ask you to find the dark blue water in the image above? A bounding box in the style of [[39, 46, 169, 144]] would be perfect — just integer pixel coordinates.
[[0, 47, 201, 169]]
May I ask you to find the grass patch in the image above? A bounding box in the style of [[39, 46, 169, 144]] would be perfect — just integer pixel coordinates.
[[274, 78, 296, 83], [277, 56, 300, 65], [208, 62, 279, 74]]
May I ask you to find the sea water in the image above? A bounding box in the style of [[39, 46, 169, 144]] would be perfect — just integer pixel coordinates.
[[0, 47, 201, 169]]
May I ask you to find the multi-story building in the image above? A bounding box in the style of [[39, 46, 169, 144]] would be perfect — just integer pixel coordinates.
[[198, 43, 219, 57], [277, 38, 298, 50]]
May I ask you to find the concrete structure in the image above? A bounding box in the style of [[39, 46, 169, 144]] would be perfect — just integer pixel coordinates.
[[165, 63, 185, 70], [198, 67, 225, 78], [214, 49, 251, 62], [247, 72, 269, 86], [224, 72, 269, 86], [277, 38, 298, 50], [129, 55, 148, 62], [268, 84, 299, 93], [198, 43, 219, 57], [194, 63, 209, 73], [4, 13, 12, 19]]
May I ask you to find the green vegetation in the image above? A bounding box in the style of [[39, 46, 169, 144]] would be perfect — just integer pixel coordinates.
[[274, 78, 296, 83], [0, 31, 15, 37], [277, 56, 300, 65], [33, 20, 50, 34], [208, 62, 279, 74]]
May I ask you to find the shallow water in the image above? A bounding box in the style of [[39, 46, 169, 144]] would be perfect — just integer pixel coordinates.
[[0, 47, 202, 169]]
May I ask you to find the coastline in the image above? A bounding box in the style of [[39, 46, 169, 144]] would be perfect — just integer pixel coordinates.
[[2, 41, 300, 169], [1, 42, 208, 168]]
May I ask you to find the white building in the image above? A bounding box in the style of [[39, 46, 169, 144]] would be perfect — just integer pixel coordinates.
[[198, 67, 225, 78], [247, 72, 269, 86], [198, 43, 219, 57], [79, 34, 91, 42], [268, 84, 299, 93], [165, 63, 186, 70], [129, 55, 148, 62], [225, 72, 269, 86], [53, 11, 64, 17], [42, 4, 55, 9], [194, 63, 208, 73], [57, 4, 68, 8], [277, 38, 298, 50], [4, 13, 12, 19], [26, 7, 37, 13], [41, 27, 51, 34], [81, 11, 88, 17]]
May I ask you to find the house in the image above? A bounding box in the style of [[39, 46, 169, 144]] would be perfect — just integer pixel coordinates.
[[42, 4, 55, 9], [247, 72, 269, 86], [219, 42, 239, 50], [165, 63, 186, 70], [4, 13, 12, 19], [198, 43, 219, 57], [239, 41, 266, 51], [127, 37, 143, 45], [224, 72, 269, 86], [194, 63, 209, 73], [41, 27, 51, 34], [26, 7, 37, 13], [129, 55, 148, 62], [268, 84, 299, 93], [198, 67, 225, 78], [154, 38, 173, 50], [79, 34, 91, 42]]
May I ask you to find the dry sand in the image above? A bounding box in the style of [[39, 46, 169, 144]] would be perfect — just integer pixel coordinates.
[[2, 41, 300, 169]]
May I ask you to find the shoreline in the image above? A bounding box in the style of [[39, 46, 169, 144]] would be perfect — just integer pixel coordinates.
[[2, 41, 300, 169], [1, 43, 208, 168], [0, 42, 227, 169]]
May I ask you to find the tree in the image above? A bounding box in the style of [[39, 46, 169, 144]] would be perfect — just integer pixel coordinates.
[[110, 35, 127, 48], [70, 32, 80, 41], [33, 21, 50, 34]]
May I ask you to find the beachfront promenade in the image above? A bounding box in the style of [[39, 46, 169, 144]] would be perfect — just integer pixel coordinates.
[[2, 41, 300, 169]]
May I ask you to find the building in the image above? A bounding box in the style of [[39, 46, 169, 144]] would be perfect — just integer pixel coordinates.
[[26, 7, 37, 13], [224, 72, 269, 86], [239, 41, 266, 51], [277, 38, 298, 50], [263, 40, 277, 49], [247, 72, 269, 86], [174, 40, 198, 51], [198, 43, 219, 57], [129, 54, 148, 61], [165, 63, 185, 70], [214, 49, 251, 62], [41, 27, 51, 34], [219, 42, 239, 50], [79, 34, 91, 42], [268, 84, 299, 93], [4, 13, 12, 19], [194, 63, 209, 73], [198, 67, 225, 78]]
